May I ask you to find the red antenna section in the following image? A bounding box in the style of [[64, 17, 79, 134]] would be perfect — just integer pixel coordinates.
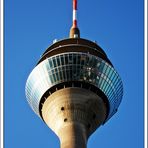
[[73, 0, 77, 27], [73, 0, 77, 10], [70, 0, 80, 38]]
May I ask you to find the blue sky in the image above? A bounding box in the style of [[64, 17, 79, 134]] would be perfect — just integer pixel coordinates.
[[4, 0, 144, 148]]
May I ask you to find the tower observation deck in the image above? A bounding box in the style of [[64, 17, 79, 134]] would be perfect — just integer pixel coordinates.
[[25, 1, 123, 148]]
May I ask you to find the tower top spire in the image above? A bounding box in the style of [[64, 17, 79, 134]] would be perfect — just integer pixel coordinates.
[[69, 0, 80, 38]]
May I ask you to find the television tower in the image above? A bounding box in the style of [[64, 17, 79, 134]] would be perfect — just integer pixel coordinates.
[[25, 0, 123, 148]]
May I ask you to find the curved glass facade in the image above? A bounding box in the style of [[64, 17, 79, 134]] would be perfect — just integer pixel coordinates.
[[25, 52, 123, 122]]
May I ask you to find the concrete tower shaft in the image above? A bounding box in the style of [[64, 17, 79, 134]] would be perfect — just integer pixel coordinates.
[[42, 88, 107, 148]]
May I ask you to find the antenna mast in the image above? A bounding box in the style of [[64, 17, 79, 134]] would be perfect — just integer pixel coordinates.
[[69, 0, 80, 38]]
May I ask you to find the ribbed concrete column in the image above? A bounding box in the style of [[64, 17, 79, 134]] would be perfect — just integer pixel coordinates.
[[59, 123, 87, 148], [42, 87, 107, 148]]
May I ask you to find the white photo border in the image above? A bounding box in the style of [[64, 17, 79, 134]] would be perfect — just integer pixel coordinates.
[[0, 0, 3, 147], [0, 0, 4, 148], [144, 0, 147, 148]]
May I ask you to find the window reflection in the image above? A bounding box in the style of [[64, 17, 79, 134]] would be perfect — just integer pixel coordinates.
[[57, 56, 60, 66]]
